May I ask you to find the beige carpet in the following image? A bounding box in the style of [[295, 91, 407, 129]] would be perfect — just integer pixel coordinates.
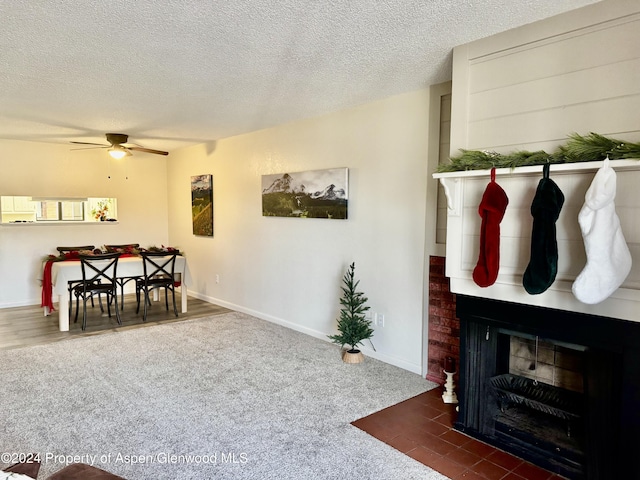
[[1, 311, 445, 480]]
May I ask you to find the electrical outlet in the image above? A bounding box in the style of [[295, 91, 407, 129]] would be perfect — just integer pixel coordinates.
[[376, 313, 385, 328], [215, 274, 220, 284]]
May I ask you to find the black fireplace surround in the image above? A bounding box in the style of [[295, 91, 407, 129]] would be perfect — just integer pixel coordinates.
[[455, 295, 640, 480]]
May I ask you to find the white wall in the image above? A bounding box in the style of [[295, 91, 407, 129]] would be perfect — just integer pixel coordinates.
[[167, 89, 435, 373], [0, 140, 170, 307]]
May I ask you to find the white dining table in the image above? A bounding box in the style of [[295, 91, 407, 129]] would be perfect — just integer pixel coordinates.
[[43, 256, 192, 332]]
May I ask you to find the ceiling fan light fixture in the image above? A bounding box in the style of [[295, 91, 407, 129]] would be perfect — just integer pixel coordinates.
[[71, 133, 168, 157], [108, 146, 130, 159]]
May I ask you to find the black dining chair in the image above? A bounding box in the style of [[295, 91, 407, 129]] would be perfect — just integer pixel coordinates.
[[73, 253, 122, 331], [136, 251, 179, 322], [104, 243, 140, 310], [56, 245, 96, 317]]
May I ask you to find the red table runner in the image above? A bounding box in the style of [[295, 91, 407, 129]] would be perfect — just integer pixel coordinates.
[[41, 260, 56, 311], [41, 253, 142, 311]]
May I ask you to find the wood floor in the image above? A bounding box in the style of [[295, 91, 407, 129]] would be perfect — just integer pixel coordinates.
[[0, 293, 232, 350]]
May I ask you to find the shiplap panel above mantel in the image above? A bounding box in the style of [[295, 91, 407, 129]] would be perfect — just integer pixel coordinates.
[[451, 0, 640, 155], [468, 59, 640, 123], [467, 14, 640, 95]]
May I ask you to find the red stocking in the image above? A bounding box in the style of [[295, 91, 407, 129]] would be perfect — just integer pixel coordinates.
[[472, 168, 509, 287]]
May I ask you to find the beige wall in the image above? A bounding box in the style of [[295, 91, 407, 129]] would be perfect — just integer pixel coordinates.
[[0, 140, 170, 307], [0, 89, 437, 374], [167, 89, 436, 373]]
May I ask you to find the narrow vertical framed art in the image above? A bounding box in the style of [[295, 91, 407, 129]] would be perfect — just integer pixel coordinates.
[[191, 174, 213, 236]]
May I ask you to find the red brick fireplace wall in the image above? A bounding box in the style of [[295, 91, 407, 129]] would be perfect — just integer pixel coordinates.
[[427, 256, 459, 384]]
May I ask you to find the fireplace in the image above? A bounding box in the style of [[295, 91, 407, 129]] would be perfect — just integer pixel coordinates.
[[490, 332, 587, 474], [455, 295, 640, 480]]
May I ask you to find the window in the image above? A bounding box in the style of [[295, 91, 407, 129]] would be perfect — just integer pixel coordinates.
[[34, 200, 86, 221], [61, 200, 85, 221], [0, 197, 117, 224]]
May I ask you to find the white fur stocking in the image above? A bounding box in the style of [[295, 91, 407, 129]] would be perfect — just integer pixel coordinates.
[[572, 159, 632, 304]]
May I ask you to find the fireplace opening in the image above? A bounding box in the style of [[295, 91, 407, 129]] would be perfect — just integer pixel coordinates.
[[489, 331, 587, 473], [454, 295, 640, 480]]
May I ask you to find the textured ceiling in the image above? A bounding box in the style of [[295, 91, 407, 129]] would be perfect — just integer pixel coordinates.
[[0, 0, 599, 153]]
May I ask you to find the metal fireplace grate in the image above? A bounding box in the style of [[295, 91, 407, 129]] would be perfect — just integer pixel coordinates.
[[490, 374, 583, 422]]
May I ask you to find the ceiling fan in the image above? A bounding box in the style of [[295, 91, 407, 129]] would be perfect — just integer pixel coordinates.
[[71, 133, 169, 159]]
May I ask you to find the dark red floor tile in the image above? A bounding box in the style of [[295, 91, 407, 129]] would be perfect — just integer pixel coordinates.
[[423, 388, 443, 399], [371, 416, 409, 432], [406, 391, 432, 402], [353, 390, 558, 480], [401, 422, 440, 442], [390, 399, 422, 410], [434, 410, 457, 427], [374, 406, 411, 424], [402, 394, 432, 409], [453, 470, 489, 480], [429, 456, 469, 478], [421, 389, 451, 409], [351, 417, 376, 432], [412, 433, 459, 456], [445, 447, 482, 469], [485, 449, 524, 471], [351, 416, 378, 429], [401, 425, 434, 444], [401, 412, 435, 428], [354, 416, 406, 437], [439, 429, 471, 447], [364, 428, 398, 443], [502, 473, 529, 480], [352, 419, 396, 440], [422, 419, 450, 436], [385, 434, 418, 454], [405, 444, 441, 465], [461, 438, 498, 458], [469, 459, 510, 480], [420, 404, 450, 419], [512, 462, 554, 480]]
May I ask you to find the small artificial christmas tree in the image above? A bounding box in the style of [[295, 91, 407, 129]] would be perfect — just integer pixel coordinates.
[[328, 262, 374, 360]]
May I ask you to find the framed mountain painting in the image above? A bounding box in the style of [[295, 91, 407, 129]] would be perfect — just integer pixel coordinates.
[[191, 174, 213, 236], [262, 167, 348, 219]]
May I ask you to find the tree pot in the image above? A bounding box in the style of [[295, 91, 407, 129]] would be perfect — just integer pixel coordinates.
[[342, 349, 364, 364]]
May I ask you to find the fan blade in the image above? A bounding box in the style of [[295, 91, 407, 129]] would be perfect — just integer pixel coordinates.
[[71, 146, 109, 151], [71, 141, 109, 146], [129, 146, 169, 156]]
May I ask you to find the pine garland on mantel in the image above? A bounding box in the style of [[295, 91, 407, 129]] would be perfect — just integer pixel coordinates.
[[436, 132, 640, 173]]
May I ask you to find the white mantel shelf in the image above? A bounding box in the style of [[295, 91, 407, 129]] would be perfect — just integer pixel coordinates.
[[433, 158, 640, 179], [433, 157, 640, 324], [432, 159, 640, 214]]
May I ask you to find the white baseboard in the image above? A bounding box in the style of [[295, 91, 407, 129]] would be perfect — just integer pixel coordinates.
[[3, 290, 424, 375], [189, 290, 423, 375], [0, 298, 42, 309]]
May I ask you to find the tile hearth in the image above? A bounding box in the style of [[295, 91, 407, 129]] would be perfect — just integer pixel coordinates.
[[352, 387, 564, 480]]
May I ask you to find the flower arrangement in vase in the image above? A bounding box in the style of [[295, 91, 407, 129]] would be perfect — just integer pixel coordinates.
[[91, 200, 110, 221]]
